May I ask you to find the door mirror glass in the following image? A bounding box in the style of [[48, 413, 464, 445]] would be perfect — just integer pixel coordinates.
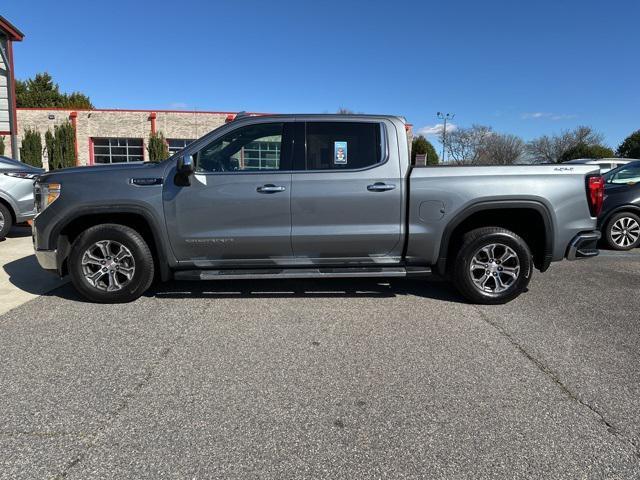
[[177, 154, 195, 175]]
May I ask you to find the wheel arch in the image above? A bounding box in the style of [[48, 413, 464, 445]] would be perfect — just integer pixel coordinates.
[[436, 200, 554, 276], [599, 205, 640, 230], [53, 205, 171, 281]]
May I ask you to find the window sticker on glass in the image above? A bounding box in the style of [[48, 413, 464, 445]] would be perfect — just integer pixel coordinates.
[[334, 141, 348, 164]]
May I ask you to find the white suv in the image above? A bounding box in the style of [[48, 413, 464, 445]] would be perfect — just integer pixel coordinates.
[[564, 158, 633, 173]]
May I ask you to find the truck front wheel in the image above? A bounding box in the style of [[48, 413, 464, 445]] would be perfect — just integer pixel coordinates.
[[452, 227, 533, 304], [68, 224, 155, 303]]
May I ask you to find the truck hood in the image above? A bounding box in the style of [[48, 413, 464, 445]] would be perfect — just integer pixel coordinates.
[[38, 161, 167, 183]]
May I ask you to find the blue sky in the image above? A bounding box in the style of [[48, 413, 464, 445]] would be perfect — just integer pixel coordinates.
[[4, 0, 639, 150]]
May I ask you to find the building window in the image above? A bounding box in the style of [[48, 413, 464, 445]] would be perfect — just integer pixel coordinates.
[[167, 138, 195, 156], [195, 123, 284, 173], [93, 138, 143, 164], [242, 139, 281, 170]]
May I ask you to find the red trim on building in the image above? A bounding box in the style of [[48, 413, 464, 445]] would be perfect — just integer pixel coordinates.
[[17, 107, 262, 115], [88, 137, 94, 165], [7, 40, 18, 140], [225, 114, 236, 123], [149, 112, 157, 134], [0, 131, 10, 135], [0, 16, 25, 41], [69, 111, 79, 165]]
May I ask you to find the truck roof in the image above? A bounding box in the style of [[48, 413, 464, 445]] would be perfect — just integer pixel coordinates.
[[232, 112, 408, 124]]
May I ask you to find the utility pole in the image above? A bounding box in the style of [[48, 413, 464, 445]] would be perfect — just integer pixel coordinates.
[[437, 112, 455, 163]]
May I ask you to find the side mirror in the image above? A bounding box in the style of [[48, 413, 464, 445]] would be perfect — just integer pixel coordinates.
[[175, 154, 194, 186], [177, 154, 195, 175]]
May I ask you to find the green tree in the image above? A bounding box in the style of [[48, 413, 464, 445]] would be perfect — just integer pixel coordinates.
[[44, 130, 56, 169], [411, 135, 439, 165], [16, 72, 93, 109], [527, 126, 604, 163], [147, 131, 169, 161], [46, 122, 76, 170], [560, 143, 614, 162], [20, 128, 43, 168], [0, 136, 5, 156], [57, 122, 76, 168], [617, 130, 640, 159]]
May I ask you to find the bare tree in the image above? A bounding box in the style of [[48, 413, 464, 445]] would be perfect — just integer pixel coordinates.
[[478, 133, 525, 165], [441, 125, 493, 164], [337, 107, 355, 114], [526, 126, 604, 163]]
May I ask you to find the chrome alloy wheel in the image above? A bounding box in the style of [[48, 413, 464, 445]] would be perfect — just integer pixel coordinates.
[[0, 210, 4, 231], [81, 240, 136, 292], [469, 243, 520, 294], [610, 217, 640, 248]]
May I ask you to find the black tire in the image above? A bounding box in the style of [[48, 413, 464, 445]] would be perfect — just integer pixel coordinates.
[[452, 227, 533, 305], [0, 203, 12, 239], [604, 212, 640, 251], [68, 224, 155, 303]]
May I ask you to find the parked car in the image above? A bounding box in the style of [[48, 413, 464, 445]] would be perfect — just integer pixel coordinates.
[[33, 114, 603, 304], [0, 156, 43, 239], [598, 160, 640, 250], [563, 158, 632, 173]]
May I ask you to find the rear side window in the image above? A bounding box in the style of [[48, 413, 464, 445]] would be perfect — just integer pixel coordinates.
[[302, 122, 383, 170]]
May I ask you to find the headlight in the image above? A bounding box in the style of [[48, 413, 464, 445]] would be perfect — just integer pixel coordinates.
[[35, 182, 61, 213], [4, 171, 39, 180]]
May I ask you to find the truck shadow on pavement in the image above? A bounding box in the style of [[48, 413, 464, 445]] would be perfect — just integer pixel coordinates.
[[2, 254, 67, 295], [148, 277, 467, 303], [38, 277, 468, 304]]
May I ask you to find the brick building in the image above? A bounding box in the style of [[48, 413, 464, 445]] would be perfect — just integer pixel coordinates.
[[9, 108, 413, 169], [11, 108, 242, 168], [0, 16, 23, 157]]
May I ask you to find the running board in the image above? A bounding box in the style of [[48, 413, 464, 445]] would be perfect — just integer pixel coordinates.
[[174, 266, 431, 281]]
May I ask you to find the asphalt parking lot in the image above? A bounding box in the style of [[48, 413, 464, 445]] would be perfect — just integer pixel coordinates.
[[1, 248, 639, 479]]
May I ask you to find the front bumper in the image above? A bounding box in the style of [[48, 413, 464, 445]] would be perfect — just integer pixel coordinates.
[[35, 249, 57, 271], [566, 231, 601, 260]]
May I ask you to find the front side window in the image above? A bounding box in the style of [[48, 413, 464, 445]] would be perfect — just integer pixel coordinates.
[[195, 123, 284, 173], [93, 138, 143, 164], [606, 163, 640, 184], [303, 122, 383, 170]]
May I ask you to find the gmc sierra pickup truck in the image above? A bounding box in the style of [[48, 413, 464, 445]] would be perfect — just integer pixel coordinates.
[[33, 114, 603, 304]]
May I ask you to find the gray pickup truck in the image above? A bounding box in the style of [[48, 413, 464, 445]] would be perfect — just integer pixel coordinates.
[[32, 114, 603, 304]]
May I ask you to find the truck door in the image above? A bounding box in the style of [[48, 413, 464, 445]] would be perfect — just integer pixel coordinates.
[[290, 120, 403, 262], [163, 120, 294, 265]]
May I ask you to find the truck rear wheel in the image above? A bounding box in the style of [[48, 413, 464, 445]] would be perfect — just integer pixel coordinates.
[[68, 224, 155, 303], [452, 227, 533, 304]]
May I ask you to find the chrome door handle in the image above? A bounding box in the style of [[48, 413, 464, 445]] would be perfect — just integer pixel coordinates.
[[257, 184, 286, 194], [367, 182, 396, 192]]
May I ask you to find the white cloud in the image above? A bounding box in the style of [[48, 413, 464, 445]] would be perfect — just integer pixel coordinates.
[[521, 112, 577, 121], [416, 122, 458, 138]]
